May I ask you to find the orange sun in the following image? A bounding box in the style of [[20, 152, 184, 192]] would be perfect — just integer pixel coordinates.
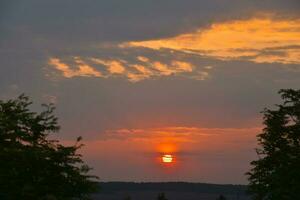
[[162, 154, 173, 163]]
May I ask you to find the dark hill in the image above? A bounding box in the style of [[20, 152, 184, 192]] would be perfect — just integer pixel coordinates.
[[93, 182, 250, 200]]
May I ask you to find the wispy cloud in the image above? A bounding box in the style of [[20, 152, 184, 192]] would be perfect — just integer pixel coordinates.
[[90, 58, 126, 74], [48, 58, 102, 78], [122, 16, 300, 64], [48, 56, 211, 82], [101, 126, 262, 142], [47, 15, 300, 83]]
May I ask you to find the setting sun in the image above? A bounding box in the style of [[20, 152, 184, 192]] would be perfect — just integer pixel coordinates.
[[162, 154, 173, 163]]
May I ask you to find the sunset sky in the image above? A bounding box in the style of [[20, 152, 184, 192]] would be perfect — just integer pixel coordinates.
[[1, 0, 300, 184]]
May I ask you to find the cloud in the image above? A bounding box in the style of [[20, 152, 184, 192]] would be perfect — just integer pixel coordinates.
[[101, 126, 262, 142], [122, 16, 300, 64], [137, 56, 150, 62], [46, 15, 300, 83], [249, 46, 300, 64], [90, 58, 126, 74], [48, 58, 102, 78], [48, 56, 210, 82], [172, 61, 193, 72]]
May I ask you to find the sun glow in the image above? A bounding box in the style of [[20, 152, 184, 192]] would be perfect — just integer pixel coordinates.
[[162, 154, 173, 163]]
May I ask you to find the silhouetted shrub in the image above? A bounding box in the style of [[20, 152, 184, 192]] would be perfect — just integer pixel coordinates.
[[0, 95, 98, 200], [247, 89, 300, 200]]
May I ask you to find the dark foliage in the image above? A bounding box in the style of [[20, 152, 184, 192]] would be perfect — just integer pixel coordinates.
[[0, 95, 98, 200], [216, 194, 227, 200], [98, 182, 247, 195], [123, 194, 131, 200], [157, 192, 168, 200], [247, 89, 300, 200]]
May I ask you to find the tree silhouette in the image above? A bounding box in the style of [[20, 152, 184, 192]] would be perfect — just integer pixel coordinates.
[[124, 194, 132, 200], [247, 89, 300, 200], [0, 95, 98, 200], [216, 194, 227, 200], [157, 192, 168, 200]]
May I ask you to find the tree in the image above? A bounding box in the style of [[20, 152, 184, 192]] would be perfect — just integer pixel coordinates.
[[157, 192, 168, 200], [247, 89, 300, 200], [216, 194, 227, 200], [0, 95, 98, 200], [123, 195, 132, 200]]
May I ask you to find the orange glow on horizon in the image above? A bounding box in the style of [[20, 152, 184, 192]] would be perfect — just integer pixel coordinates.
[[157, 143, 177, 154]]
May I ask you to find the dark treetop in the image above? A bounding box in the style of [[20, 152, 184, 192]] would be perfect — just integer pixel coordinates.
[[247, 89, 300, 200], [0, 95, 98, 200]]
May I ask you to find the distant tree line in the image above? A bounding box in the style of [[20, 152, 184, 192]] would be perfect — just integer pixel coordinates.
[[123, 192, 227, 200], [99, 182, 246, 194]]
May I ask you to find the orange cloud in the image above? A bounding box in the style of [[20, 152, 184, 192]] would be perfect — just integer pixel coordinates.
[[132, 64, 153, 75], [102, 126, 262, 142], [172, 61, 193, 72], [48, 56, 208, 82], [126, 64, 155, 82], [74, 57, 102, 77], [137, 56, 150, 62], [48, 58, 74, 78], [250, 47, 300, 64], [123, 16, 300, 64], [91, 58, 126, 74], [49, 58, 102, 78], [152, 61, 174, 75]]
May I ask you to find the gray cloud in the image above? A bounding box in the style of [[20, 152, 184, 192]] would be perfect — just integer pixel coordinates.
[[1, 0, 300, 47]]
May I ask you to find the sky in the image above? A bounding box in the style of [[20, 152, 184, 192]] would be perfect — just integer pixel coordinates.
[[0, 0, 300, 184]]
